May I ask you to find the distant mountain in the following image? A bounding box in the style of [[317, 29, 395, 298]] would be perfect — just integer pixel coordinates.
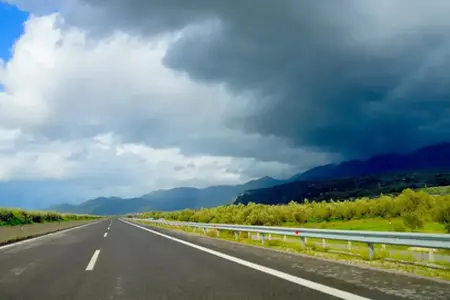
[[288, 164, 335, 181], [234, 171, 450, 206], [50, 142, 450, 214], [234, 142, 450, 205], [292, 142, 450, 181], [50, 197, 130, 215], [49, 176, 284, 215]]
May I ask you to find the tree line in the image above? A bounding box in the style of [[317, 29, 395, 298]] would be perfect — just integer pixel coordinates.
[[140, 188, 450, 232], [0, 208, 100, 226]]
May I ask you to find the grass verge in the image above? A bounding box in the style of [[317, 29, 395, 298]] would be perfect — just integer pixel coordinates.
[[0, 220, 97, 247], [291, 217, 446, 233]]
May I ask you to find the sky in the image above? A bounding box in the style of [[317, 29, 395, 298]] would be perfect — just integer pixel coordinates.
[[1, 1, 450, 208], [0, 3, 27, 61]]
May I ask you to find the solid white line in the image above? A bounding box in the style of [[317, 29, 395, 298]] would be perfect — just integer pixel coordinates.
[[120, 219, 370, 300], [0, 220, 103, 251], [104, 232, 108, 238], [85, 249, 101, 271]]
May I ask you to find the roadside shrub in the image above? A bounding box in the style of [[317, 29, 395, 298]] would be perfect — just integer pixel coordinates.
[[402, 213, 424, 231], [434, 199, 450, 233], [0, 208, 100, 226], [139, 187, 450, 232]]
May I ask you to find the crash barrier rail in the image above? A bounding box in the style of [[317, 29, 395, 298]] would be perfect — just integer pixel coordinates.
[[132, 218, 450, 260]]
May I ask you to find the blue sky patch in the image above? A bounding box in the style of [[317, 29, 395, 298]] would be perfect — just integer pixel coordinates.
[[0, 3, 29, 62]]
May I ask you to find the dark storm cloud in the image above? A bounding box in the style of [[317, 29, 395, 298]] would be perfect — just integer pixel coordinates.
[[15, 0, 450, 159], [160, 0, 450, 158]]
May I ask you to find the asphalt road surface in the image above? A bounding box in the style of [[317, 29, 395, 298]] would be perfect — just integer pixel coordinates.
[[0, 219, 448, 300]]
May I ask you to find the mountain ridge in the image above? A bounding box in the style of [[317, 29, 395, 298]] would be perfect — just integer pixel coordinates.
[[49, 175, 284, 214], [50, 142, 450, 214], [234, 142, 450, 205], [292, 142, 450, 181]]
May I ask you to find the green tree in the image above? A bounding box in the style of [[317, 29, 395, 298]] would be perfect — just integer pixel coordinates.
[[402, 212, 424, 231]]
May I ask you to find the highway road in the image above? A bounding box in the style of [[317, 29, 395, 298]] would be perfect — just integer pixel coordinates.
[[0, 219, 448, 300]]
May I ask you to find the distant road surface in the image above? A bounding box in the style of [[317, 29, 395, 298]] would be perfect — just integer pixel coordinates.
[[0, 218, 448, 300]]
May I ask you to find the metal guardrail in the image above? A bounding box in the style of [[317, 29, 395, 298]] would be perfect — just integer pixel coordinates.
[[133, 218, 450, 260]]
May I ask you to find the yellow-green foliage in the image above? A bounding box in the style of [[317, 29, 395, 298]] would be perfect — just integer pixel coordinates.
[[141, 189, 450, 232], [0, 208, 99, 226]]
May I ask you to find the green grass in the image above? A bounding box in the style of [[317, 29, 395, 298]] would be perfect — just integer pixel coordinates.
[[289, 217, 446, 233]]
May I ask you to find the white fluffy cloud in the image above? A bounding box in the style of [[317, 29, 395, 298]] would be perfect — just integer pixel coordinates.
[[0, 13, 320, 207], [24, 0, 450, 159]]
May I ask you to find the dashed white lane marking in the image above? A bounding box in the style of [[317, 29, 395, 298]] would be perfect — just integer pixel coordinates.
[[85, 250, 101, 271], [121, 219, 371, 300], [104, 232, 108, 238]]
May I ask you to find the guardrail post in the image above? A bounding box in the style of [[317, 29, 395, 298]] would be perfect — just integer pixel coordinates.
[[322, 239, 327, 249], [382, 244, 386, 250], [268, 233, 272, 241], [368, 243, 374, 260], [300, 237, 306, 249], [193, 227, 196, 232], [234, 232, 238, 240], [260, 233, 265, 244], [216, 229, 220, 237], [257, 232, 260, 240], [203, 228, 207, 235], [348, 241, 352, 251], [283, 235, 287, 242], [429, 249, 435, 263], [248, 232, 251, 239]]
